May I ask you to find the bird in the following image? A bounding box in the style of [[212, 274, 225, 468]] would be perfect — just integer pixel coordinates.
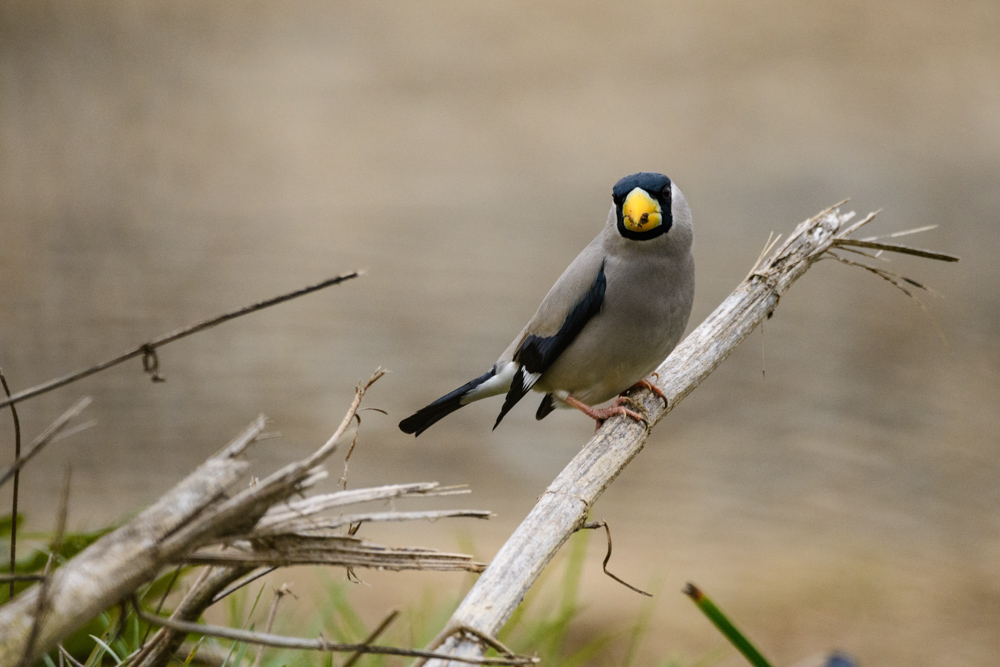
[[399, 172, 695, 437]]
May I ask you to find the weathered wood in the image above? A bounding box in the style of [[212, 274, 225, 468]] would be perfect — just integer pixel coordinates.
[[185, 534, 486, 572], [0, 416, 266, 665], [0, 372, 492, 665], [423, 205, 941, 664]]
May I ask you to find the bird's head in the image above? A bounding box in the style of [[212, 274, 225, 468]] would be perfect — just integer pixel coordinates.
[[612, 172, 680, 241]]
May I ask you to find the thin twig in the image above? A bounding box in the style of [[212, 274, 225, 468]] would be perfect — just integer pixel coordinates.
[[47, 421, 97, 444], [827, 251, 950, 347], [414, 623, 520, 667], [339, 417, 361, 491], [745, 231, 783, 281], [0, 574, 45, 583], [133, 601, 537, 665], [137, 566, 184, 650], [132, 565, 255, 667], [0, 398, 91, 489], [250, 584, 295, 667], [1, 370, 22, 601], [832, 238, 959, 262], [837, 244, 888, 261], [58, 645, 85, 667], [134, 565, 188, 662], [252, 509, 492, 537], [452, 626, 518, 658], [257, 483, 461, 528], [184, 536, 485, 572], [306, 368, 385, 468], [19, 467, 71, 667], [834, 208, 879, 241], [343, 609, 400, 667], [152, 568, 183, 625], [861, 224, 938, 241], [210, 568, 275, 605], [580, 520, 651, 597], [0, 272, 362, 410]]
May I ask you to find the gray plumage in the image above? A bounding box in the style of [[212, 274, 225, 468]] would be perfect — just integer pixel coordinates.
[[399, 173, 694, 436]]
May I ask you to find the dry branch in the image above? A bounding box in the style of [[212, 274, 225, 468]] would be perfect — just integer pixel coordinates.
[[251, 509, 492, 536], [0, 372, 491, 665], [185, 534, 485, 572], [423, 205, 958, 665], [0, 416, 264, 664], [0, 272, 361, 410], [0, 397, 92, 489], [1, 369, 23, 603], [343, 609, 400, 667], [254, 483, 471, 529], [832, 237, 959, 262], [134, 605, 538, 666], [249, 584, 294, 667], [17, 468, 71, 667]]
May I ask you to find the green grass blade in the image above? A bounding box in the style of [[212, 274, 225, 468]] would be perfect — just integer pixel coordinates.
[[88, 635, 123, 665], [231, 638, 253, 667], [683, 583, 773, 667], [327, 582, 369, 640], [560, 632, 618, 667], [182, 637, 206, 667], [221, 585, 266, 667], [246, 583, 267, 624], [83, 626, 110, 667], [131, 609, 141, 652], [221, 640, 239, 667]]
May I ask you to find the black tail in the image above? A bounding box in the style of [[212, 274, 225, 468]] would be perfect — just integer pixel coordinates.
[[399, 370, 493, 436]]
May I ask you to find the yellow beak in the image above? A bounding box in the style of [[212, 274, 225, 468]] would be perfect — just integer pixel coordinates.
[[622, 188, 662, 233]]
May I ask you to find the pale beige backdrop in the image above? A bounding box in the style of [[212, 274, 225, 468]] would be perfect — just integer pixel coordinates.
[[2, 2, 999, 665]]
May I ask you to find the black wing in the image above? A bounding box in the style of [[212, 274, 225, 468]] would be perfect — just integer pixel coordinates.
[[493, 260, 606, 428]]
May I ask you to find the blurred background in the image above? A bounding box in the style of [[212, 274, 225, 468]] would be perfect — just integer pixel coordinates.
[[1, 1, 998, 664]]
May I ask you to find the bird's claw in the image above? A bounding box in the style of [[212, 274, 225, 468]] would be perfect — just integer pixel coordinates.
[[564, 394, 649, 430], [625, 379, 669, 409], [612, 395, 649, 424]]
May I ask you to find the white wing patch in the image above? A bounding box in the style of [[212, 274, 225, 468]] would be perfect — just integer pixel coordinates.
[[518, 368, 542, 393]]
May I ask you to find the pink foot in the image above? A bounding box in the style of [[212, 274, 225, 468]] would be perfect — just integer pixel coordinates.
[[625, 378, 669, 408], [563, 394, 646, 430]]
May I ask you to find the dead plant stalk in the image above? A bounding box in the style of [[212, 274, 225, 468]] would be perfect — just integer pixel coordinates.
[[420, 205, 957, 665]]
